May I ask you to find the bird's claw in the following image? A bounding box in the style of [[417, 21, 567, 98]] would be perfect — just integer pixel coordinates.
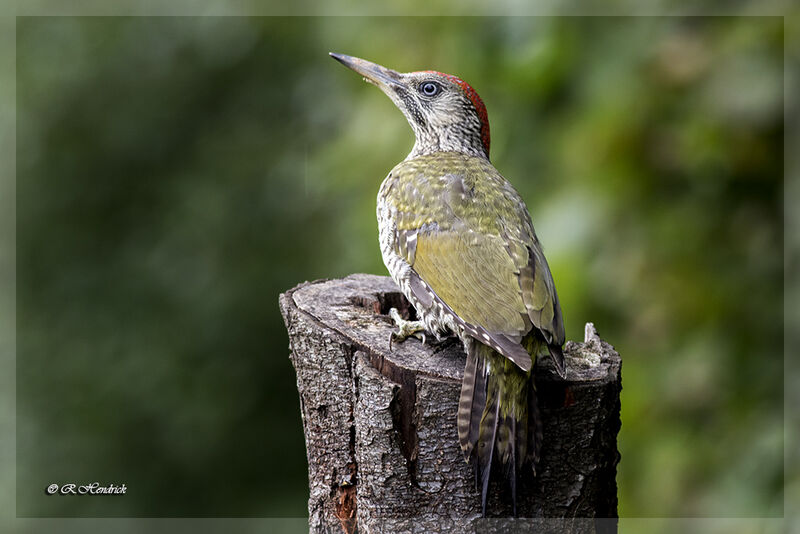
[[388, 307, 426, 350]]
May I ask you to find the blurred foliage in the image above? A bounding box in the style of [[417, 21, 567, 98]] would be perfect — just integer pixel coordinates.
[[16, 17, 783, 518]]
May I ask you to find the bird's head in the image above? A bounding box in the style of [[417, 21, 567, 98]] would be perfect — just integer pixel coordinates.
[[331, 53, 490, 160]]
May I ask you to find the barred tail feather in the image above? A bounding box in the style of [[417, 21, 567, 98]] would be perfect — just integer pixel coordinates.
[[515, 386, 530, 475], [510, 415, 517, 516], [457, 341, 540, 516], [477, 378, 500, 517], [457, 342, 487, 462], [527, 378, 543, 474]]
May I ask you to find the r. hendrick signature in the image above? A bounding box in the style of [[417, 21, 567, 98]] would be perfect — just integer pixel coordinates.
[[46, 482, 127, 495]]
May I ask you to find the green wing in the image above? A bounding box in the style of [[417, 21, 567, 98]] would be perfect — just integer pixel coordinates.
[[389, 153, 564, 370]]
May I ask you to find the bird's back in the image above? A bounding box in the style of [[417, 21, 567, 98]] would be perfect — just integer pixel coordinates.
[[378, 151, 564, 361]]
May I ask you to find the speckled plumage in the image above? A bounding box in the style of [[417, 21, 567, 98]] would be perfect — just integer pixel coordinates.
[[332, 53, 566, 516], [377, 152, 564, 369]]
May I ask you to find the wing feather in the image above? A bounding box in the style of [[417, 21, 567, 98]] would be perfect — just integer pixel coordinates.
[[387, 153, 564, 371]]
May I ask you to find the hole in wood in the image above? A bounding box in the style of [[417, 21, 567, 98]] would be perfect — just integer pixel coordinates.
[[350, 291, 419, 321]]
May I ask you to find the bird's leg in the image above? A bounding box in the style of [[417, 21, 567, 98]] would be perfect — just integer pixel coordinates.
[[388, 307, 427, 349]]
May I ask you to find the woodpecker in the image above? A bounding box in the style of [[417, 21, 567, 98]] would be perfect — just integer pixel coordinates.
[[331, 53, 566, 516]]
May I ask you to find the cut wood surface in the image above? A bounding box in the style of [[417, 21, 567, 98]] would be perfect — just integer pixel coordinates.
[[279, 274, 621, 534]]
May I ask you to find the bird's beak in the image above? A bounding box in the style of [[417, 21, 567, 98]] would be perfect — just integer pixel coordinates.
[[330, 53, 403, 90]]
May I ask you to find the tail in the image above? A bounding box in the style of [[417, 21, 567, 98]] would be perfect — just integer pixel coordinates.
[[457, 339, 542, 516]]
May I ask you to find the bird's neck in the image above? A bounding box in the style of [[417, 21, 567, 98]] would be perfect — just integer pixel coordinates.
[[407, 124, 489, 161]]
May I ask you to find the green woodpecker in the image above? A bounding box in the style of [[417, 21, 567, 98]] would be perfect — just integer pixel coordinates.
[[331, 53, 566, 516]]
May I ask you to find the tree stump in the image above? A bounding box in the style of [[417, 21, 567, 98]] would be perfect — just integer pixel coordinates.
[[279, 274, 621, 534]]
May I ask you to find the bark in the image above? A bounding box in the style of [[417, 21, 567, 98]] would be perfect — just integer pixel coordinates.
[[279, 274, 621, 534]]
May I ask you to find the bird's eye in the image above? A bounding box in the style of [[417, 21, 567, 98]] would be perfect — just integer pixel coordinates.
[[419, 81, 442, 97]]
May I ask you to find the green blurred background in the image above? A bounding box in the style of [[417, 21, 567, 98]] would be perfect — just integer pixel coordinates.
[[16, 16, 783, 519]]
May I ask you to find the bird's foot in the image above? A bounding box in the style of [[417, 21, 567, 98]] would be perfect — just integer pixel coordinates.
[[388, 307, 427, 349]]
